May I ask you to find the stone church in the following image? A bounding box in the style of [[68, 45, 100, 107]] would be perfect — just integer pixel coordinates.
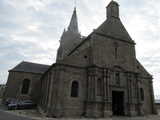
[[3, 1, 156, 118]]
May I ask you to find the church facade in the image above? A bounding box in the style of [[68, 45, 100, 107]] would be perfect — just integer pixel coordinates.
[[3, 1, 156, 118]]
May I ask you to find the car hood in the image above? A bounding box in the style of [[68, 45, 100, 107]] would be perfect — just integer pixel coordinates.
[[7, 103, 17, 106]]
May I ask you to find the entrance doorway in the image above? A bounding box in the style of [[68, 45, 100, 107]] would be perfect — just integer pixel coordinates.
[[112, 91, 124, 116]]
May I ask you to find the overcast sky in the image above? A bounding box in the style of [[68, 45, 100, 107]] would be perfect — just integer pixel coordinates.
[[0, 0, 160, 99]]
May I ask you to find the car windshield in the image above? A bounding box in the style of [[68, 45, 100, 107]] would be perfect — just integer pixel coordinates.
[[19, 100, 32, 104], [10, 99, 21, 104]]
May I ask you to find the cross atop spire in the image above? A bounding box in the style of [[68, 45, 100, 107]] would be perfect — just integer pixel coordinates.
[[75, 0, 76, 8]]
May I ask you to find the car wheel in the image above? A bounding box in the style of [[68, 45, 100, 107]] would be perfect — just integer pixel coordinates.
[[11, 106, 16, 110]]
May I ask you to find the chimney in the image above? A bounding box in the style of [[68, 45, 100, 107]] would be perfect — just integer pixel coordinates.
[[106, 1, 119, 19]]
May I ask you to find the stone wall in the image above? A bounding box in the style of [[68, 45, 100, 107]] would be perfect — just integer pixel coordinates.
[[40, 64, 87, 117], [3, 71, 42, 103]]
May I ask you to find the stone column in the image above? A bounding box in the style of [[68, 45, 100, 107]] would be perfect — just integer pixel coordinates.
[[42, 76, 47, 109], [103, 69, 107, 101], [39, 79, 44, 107], [149, 78, 157, 114], [46, 69, 55, 116], [85, 73, 91, 117], [44, 73, 51, 113], [127, 73, 134, 116], [127, 79, 131, 102], [87, 75, 91, 100], [93, 68, 98, 118], [53, 68, 64, 118], [136, 74, 143, 116], [106, 70, 110, 102], [136, 76, 140, 102], [127, 73, 133, 102], [130, 79, 133, 102], [103, 69, 112, 117], [94, 68, 97, 101]]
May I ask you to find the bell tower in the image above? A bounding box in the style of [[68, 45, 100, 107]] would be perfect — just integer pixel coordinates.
[[106, 0, 119, 19], [56, 7, 83, 61]]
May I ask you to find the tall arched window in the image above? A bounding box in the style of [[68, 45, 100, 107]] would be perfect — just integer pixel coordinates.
[[71, 81, 79, 97], [113, 42, 118, 60], [115, 73, 120, 85], [140, 88, 144, 101], [21, 79, 30, 94]]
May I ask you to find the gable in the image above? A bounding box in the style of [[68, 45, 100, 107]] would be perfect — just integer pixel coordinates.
[[95, 17, 134, 43]]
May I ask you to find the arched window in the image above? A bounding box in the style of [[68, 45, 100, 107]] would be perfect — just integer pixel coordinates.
[[115, 73, 120, 85], [140, 88, 144, 101], [71, 81, 79, 97], [113, 42, 118, 60], [21, 79, 30, 94]]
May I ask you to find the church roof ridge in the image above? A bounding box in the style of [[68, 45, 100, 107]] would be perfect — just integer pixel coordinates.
[[111, 0, 119, 5], [9, 61, 50, 74], [95, 1, 133, 42]]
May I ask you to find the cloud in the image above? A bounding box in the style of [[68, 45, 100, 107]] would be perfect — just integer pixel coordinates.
[[0, 0, 160, 97], [0, 0, 60, 83], [114, 0, 160, 96]]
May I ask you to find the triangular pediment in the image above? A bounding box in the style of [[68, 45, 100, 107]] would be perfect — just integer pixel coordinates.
[[96, 17, 134, 42]]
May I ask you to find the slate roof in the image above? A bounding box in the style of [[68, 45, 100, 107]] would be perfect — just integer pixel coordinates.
[[9, 61, 50, 74]]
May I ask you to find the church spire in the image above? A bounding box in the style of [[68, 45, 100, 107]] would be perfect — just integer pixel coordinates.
[[57, 6, 83, 61], [67, 7, 80, 36]]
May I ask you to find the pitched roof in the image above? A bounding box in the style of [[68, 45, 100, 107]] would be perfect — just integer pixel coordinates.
[[9, 61, 50, 74], [95, 1, 134, 43], [67, 7, 80, 36], [96, 17, 134, 43]]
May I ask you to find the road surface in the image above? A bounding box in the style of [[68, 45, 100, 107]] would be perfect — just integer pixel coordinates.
[[0, 105, 38, 120]]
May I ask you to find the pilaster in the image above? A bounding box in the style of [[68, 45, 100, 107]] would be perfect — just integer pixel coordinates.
[[149, 78, 157, 114], [44, 72, 51, 113], [94, 68, 98, 100], [136, 73, 143, 116], [103, 69, 112, 117], [87, 75, 91, 100], [127, 72, 134, 116], [46, 69, 55, 116]]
